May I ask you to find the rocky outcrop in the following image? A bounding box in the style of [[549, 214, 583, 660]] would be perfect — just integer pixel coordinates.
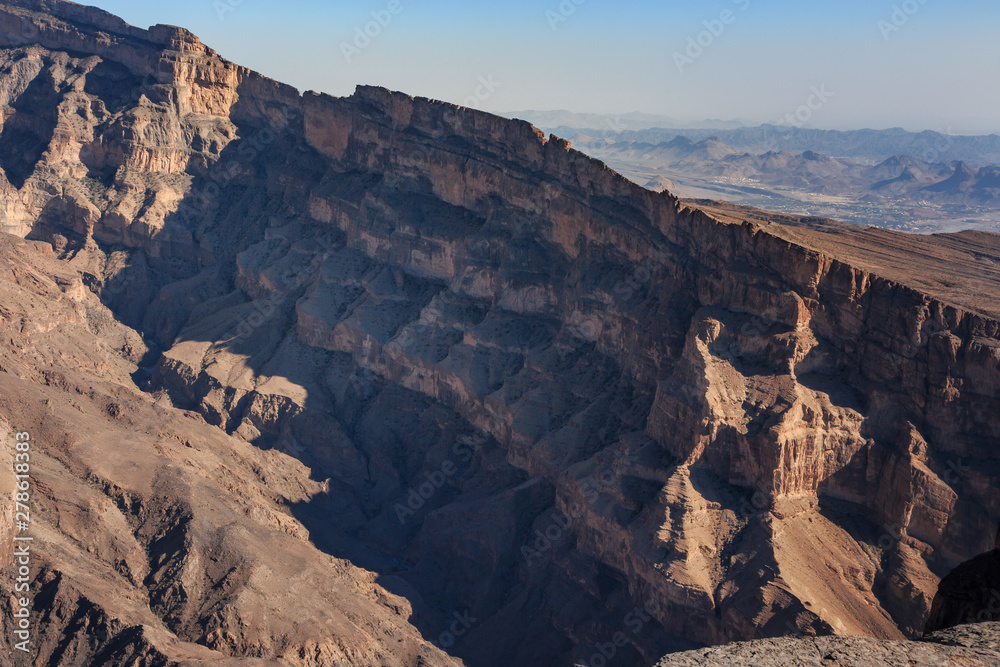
[[655, 622, 1000, 666], [924, 525, 1000, 633], [0, 1, 998, 665]]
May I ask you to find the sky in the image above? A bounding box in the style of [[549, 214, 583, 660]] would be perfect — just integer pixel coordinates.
[[83, 0, 1000, 135]]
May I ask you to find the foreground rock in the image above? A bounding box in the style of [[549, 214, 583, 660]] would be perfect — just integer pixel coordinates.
[[655, 622, 1000, 666]]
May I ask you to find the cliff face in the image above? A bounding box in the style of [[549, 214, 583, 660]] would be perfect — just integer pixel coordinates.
[[924, 525, 1000, 634], [0, 1, 998, 666]]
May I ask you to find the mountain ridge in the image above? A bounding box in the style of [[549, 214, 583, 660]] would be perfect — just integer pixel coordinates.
[[551, 124, 1000, 166], [572, 134, 1000, 233]]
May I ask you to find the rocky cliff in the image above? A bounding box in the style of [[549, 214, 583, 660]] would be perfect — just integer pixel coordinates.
[[924, 525, 1000, 634], [0, 1, 998, 665]]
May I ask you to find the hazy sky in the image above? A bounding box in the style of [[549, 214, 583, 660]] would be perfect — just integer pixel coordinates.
[[84, 0, 1000, 135]]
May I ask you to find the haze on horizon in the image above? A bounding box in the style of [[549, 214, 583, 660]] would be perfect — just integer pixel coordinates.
[[84, 0, 1000, 136]]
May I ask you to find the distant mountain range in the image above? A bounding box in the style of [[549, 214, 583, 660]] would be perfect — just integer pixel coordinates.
[[501, 110, 747, 133], [597, 136, 1000, 202], [565, 133, 1000, 232], [520, 122, 1000, 167]]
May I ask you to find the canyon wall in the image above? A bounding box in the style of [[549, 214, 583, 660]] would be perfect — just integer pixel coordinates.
[[0, 1, 997, 665]]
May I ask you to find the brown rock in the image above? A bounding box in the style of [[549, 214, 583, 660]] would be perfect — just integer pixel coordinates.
[[0, 1, 998, 665], [655, 622, 1000, 666]]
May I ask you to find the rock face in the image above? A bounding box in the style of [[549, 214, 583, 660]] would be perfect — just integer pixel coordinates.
[[924, 526, 1000, 633], [0, 234, 463, 666], [0, 1, 998, 666], [655, 622, 1000, 667]]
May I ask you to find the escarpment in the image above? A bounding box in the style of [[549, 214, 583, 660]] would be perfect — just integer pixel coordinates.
[[0, 1, 998, 666]]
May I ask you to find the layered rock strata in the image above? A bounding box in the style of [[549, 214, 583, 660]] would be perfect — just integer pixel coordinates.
[[0, 1, 997, 665]]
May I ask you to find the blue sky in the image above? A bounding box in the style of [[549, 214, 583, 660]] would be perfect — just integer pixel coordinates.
[[84, 0, 1000, 134]]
